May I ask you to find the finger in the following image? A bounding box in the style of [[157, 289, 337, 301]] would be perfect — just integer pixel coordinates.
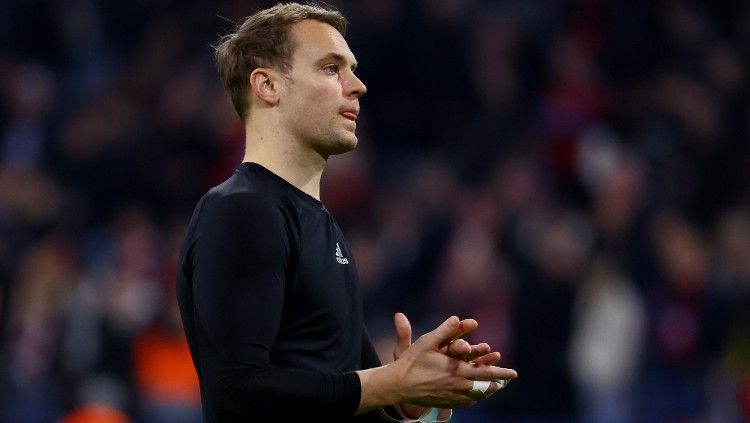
[[462, 379, 505, 401], [414, 316, 460, 350], [441, 341, 492, 361], [436, 409, 453, 421], [458, 362, 518, 381], [456, 319, 478, 338], [457, 379, 492, 401], [465, 343, 492, 361], [439, 318, 478, 349], [393, 313, 412, 360], [471, 351, 502, 366], [445, 339, 472, 359], [484, 378, 512, 395]]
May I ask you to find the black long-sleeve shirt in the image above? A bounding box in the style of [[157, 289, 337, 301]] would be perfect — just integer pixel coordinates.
[[176, 162, 385, 422]]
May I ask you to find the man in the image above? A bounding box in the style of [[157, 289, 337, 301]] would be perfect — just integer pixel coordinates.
[[175, 3, 516, 421]]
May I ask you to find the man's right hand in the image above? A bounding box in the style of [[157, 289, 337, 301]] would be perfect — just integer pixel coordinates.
[[356, 316, 517, 414], [391, 315, 516, 408], [392, 313, 506, 419]]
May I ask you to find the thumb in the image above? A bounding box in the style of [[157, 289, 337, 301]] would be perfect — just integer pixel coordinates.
[[415, 315, 460, 351], [393, 313, 412, 360]]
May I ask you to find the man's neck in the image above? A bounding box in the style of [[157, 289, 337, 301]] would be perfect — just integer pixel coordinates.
[[242, 122, 326, 201]]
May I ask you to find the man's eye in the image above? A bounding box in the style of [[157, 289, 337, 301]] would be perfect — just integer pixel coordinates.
[[324, 65, 339, 74]]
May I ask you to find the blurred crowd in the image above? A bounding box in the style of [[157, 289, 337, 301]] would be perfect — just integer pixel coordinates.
[[1, 0, 749, 422]]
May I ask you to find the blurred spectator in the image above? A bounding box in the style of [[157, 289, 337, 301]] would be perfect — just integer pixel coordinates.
[[59, 374, 131, 423], [132, 301, 200, 423], [5, 235, 79, 421], [641, 212, 724, 419], [2, 62, 55, 173], [59, 404, 130, 423], [569, 256, 645, 423]]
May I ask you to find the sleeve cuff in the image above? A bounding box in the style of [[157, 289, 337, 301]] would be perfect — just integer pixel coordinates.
[[342, 371, 363, 417]]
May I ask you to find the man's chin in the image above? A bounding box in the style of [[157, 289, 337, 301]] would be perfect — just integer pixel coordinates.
[[327, 136, 358, 156]]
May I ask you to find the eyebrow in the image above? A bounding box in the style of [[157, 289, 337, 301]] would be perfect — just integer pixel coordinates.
[[317, 52, 358, 70]]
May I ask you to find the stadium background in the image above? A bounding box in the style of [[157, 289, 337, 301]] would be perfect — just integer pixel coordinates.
[[1, 0, 749, 421]]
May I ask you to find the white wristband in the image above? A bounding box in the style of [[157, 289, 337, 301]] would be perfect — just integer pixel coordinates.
[[378, 407, 453, 423]]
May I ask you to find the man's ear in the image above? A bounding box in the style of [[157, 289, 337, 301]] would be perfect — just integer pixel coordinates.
[[249, 68, 280, 106]]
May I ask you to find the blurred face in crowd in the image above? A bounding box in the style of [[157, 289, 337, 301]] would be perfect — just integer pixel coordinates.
[[276, 20, 367, 157]]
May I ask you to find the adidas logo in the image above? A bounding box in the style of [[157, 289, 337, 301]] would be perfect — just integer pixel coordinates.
[[335, 243, 349, 264]]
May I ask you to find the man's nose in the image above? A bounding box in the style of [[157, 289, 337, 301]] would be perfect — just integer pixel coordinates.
[[347, 75, 367, 99]]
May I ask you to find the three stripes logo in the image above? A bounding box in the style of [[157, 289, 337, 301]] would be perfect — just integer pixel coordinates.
[[335, 243, 349, 264]]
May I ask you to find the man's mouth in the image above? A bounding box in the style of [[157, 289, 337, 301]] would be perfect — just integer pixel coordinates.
[[340, 111, 358, 121]]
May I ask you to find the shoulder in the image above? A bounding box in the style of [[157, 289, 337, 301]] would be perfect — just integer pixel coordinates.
[[187, 170, 303, 246], [187, 189, 295, 260], [200, 187, 287, 229]]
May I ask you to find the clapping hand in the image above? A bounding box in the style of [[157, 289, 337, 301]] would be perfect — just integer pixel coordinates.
[[391, 313, 514, 419]]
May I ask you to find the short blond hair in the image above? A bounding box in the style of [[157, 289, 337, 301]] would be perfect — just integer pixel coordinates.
[[214, 2, 348, 121]]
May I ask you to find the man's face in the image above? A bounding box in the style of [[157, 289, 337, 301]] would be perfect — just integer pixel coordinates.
[[278, 20, 366, 157]]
